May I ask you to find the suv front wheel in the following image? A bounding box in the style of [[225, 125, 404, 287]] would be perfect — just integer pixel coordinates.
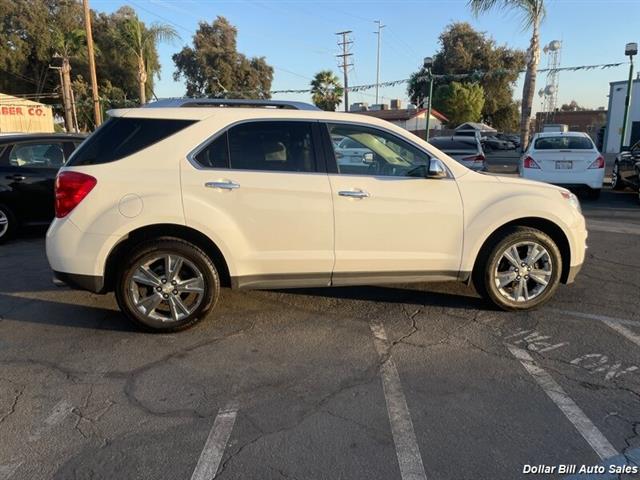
[[474, 226, 562, 311], [115, 238, 220, 332]]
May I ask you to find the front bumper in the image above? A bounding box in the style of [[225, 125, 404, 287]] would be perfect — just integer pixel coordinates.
[[53, 270, 105, 293], [565, 262, 583, 284]]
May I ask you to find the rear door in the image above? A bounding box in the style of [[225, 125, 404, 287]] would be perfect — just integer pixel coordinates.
[[532, 135, 599, 173], [181, 120, 335, 287], [0, 140, 66, 223], [324, 123, 464, 283]]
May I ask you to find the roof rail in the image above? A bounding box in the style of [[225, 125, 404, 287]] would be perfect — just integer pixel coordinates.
[[143, 98, 321, 111]]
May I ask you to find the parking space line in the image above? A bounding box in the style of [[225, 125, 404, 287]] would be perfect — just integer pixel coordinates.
[[550, 309, 640, 347], [587, 220, 640, 236], [507, 345, 618, 461], [370, 320, 428, 480], [190, 401, 239, 480]]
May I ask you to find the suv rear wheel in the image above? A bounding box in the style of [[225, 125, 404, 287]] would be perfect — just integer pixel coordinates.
[[0, 204, 16, 244], [115, 238, 220, 332], [474, 226, 561, 311]]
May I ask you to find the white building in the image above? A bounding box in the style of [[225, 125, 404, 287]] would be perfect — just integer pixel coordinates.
[[350, 107, 448, 136], [603, 78, 640, 153]]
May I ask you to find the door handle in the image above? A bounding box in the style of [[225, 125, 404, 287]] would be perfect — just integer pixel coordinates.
[[6, 175, 26, 181], [205, 180, 240, 190], [338, 189, 370, 199]]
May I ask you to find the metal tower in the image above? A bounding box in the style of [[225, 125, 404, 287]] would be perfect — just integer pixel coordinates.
[[538, 40, 562, 126]]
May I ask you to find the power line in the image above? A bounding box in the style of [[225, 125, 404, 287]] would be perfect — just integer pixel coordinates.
[[336, 30, 353, 112]]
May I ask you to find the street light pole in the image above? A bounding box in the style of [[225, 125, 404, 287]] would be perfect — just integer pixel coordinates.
[[423, 57, 434, 142], [620, 42, 637, 151]]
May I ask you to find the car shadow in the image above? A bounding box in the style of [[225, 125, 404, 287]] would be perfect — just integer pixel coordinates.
[[0, 293, 136, 332], [270, 284, 490, 310]]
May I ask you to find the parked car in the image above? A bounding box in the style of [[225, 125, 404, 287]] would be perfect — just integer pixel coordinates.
[[0, 133, 85, 243], [428, 136, 486, 171], [482, 135, 513, 151], [333, 136, 373, 166], [47, 99, 586, 332], [496, 133, 520, 149], [520, 132, 605, 200], [611, 139, 640, 202]]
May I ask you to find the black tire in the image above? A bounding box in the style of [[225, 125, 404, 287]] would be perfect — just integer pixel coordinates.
[[0, 204, 16, 244], [611, 162, 625, 190], [115, 237, 220, 332], [586, 188, 601, 200], [473, 226, 562, 311]]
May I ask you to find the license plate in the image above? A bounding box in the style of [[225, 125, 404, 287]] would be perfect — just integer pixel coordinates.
[[556, 161, 572, 169]]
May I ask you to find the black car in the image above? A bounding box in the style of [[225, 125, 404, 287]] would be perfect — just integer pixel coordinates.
[[611, 139, 640, 202], [0, 133, 86, 242]]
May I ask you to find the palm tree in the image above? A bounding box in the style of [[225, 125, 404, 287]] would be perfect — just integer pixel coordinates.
[[468, 0, 546, 149], [310, 70, 344, 111], [53, 28, 86, 132], [120, 17, 179, 104]]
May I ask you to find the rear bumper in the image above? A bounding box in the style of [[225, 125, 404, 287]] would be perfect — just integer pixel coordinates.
[[53, 270, 105, 293], [521, 168, 605, 190]]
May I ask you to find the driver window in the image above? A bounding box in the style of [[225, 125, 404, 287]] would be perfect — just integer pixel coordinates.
[[9, 143, 66, 168], [328, 123, 430, 177]]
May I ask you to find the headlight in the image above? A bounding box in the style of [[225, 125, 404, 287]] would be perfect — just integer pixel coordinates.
[[560, 190, 581, 214]]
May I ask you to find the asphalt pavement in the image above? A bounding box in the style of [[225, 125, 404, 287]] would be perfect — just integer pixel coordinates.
[[0, 185, 639, 480]]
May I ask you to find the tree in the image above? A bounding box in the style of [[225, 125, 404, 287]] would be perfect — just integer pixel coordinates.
[[433, 82, 485, 127], [53, 28, 86, 131], [120, 16, 178, 104], [560, 100, 586, 112], [407, 22, 524, 131], [173, 16, 273, 98], [469, 0, 546, 147], [310, 70, 343, 111]]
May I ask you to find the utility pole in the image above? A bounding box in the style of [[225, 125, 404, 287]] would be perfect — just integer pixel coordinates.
[[50, 65, 73, 132], [336, 31, 353, 112], [620, 42, 637, 151], [83, 0, 102, 127], [373, 20, 385, 105]]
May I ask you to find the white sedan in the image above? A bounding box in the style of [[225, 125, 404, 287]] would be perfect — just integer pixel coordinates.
[[520, 132, 605, 199]]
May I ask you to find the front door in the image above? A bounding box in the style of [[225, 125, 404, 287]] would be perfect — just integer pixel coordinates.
[[323, 123, 464, 285], [181, 120, 335, 288]]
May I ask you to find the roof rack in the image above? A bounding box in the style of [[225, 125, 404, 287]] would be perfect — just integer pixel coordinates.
[[143, 98, 321, 111]]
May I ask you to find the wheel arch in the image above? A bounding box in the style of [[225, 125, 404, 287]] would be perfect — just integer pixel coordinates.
[[471, 217, 572, 284], [103, 223, 232, 292]]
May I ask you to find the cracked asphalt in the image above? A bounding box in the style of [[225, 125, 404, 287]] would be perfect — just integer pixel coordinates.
[[1, 186, 639, 480]]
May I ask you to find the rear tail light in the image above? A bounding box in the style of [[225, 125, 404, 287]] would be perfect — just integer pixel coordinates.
[[55, 171, 97, 218], [588, 155, 605, 169], [463, 154, 486, 163], [523, 156, 540, 169]]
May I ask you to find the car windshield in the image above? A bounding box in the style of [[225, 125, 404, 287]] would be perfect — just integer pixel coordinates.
[[534, 136, 594, 150]]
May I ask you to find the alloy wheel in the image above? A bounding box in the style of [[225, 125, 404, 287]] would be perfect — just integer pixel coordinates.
[[0, 209, 8, 238], [493, 241, 553, 303], [127, 253, 206, 322], [611, 163, 619, 188]]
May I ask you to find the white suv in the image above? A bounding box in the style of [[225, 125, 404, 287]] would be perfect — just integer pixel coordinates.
[[47, 99, 587, 332]]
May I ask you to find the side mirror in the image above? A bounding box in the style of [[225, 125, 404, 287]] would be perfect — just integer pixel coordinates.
[[362, 152, 374, 164], [427, 158, 447, 179]]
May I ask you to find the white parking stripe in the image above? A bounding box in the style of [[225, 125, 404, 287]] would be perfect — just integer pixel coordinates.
[[549, 309, 640, 347], [587, 219, 640, 236], [370, 320, 428, 480], [507, 345, 618, 460], [190, 401, 239, 480]]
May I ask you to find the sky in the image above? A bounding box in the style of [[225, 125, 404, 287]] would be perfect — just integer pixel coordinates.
[[92, 0, 640, 113]]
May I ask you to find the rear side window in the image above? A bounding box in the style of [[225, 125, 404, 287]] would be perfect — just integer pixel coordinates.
[[227, 121, 316, 172], [68, 117, 195, 166], [9, 142, 66, 168], [534, 136, 594, 150], [194, 134, 229, 169]]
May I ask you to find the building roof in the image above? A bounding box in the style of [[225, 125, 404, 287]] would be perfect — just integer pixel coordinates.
[[455, 122, 497, 132], [353, 108, 448, 123]]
